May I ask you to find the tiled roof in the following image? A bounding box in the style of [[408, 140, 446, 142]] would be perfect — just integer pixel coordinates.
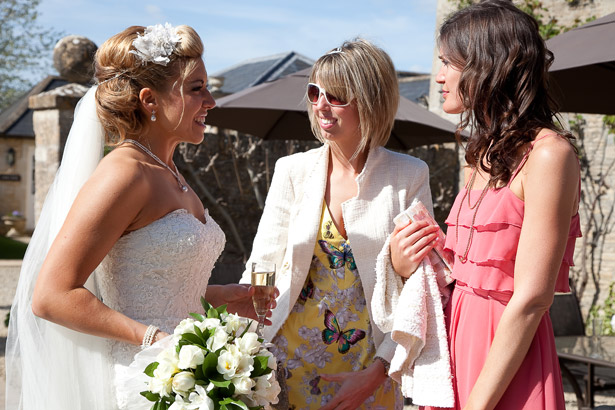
[[211, 51, 314, 95], [398, 72, 430, 106], [0, 76, 69, 139]]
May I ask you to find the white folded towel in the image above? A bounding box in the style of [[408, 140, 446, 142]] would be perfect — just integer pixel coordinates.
[[372, 238, 455, 408]]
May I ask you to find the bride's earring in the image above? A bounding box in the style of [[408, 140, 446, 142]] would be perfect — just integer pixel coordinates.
[[150, 110, 156, 122]]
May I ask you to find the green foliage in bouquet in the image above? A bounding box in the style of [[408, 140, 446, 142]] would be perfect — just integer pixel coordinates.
[[140, 297, 280, 410]]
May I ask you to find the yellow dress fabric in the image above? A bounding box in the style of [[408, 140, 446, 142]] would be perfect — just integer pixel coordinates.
[[271, 203, 402, 409]]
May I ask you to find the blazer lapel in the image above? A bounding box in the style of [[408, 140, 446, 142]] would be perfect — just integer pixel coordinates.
[[286, 145, 329, 313]]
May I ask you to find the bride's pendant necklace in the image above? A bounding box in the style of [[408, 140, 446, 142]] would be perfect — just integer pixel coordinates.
[[123, 139, 189, 193]]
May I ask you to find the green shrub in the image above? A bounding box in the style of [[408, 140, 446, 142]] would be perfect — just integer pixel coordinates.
[[0, 235, 28, 259]]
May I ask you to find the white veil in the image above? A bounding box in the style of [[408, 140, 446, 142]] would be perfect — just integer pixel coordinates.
[[5, 86, 117, 410]]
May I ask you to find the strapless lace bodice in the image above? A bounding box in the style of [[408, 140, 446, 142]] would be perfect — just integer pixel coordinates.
[[97, 208, 225, 367]]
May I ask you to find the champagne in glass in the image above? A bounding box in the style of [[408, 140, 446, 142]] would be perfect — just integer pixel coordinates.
[[251, 262, 276, 337]]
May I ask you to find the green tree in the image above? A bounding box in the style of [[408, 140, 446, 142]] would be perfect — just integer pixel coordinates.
[[0, 0, 63, 111]]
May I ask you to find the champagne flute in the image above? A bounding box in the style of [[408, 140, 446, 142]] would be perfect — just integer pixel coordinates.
[[251, 262, 276, 337]]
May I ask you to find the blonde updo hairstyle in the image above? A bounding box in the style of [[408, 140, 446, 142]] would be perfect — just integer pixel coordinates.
[[308, 39, 399, 158], [94, 25, 204, 144]]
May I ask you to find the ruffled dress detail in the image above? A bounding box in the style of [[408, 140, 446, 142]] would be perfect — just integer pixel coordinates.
[[443, 187, 581, 294]]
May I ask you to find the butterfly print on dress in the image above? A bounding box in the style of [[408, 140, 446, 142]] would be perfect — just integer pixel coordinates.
[[318, 240, 357, 271], [321, 309, 366, 354]]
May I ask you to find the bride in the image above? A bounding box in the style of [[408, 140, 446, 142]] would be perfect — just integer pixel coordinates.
[[5, 23, 270, 410]]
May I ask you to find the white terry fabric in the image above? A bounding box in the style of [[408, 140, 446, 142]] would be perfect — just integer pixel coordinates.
[[373, 242, 455, 408], [240, 144, 433, 363]]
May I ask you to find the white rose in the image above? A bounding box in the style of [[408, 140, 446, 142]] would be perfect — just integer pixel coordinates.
[[254, 372, 280, 405], [174, 318, 197, 336], [173, 318, 197, 343], [206, 326, 228, 352], [187, 384, 215, 410], [611, 314, 615, 331], [198, 318, 221, 331], [235, 332, 261, 355], [157, 346, 180, 363], [178, 345, 205, 370], [232, 375, 255, 395], [172, 371, 196, 396], [217, 346, 240, 379]]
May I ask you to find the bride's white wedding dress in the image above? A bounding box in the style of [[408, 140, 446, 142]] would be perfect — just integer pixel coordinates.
[[4, 87, 227, 410], [99, 208, 225, 409]]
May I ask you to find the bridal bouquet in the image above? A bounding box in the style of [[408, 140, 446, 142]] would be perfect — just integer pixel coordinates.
[[140, 298, 280, 410]]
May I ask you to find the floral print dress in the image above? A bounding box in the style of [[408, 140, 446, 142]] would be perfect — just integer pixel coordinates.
[[270, 203, 402, 410]]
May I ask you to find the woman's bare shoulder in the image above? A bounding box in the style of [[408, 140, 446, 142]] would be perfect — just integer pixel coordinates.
[[528, 131, 577, 171]]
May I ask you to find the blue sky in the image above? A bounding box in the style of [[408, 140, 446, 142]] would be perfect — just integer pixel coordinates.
[[38, 0, 439, 76]]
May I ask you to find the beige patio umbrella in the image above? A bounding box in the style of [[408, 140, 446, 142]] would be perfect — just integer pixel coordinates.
[[206, 68, 458, 150], [547, 12, 615, 115]]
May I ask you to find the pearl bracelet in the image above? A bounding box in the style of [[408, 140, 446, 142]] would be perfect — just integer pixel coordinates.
[[141, 325, 159, 349]]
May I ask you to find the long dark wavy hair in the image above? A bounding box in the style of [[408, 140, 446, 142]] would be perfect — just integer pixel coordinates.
[[439, 0, 574, 186]]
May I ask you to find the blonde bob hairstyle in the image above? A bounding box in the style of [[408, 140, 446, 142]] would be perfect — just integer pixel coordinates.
[[94, 24, 204, 144], [307, 39, 399, 157]]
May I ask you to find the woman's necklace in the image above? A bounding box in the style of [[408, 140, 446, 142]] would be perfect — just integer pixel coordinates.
[[123, 139, 188, 193], [455, 168, 490, 263]]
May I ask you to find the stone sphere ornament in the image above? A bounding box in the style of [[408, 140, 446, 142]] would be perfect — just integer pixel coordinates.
[[53, 35, 97, 83]]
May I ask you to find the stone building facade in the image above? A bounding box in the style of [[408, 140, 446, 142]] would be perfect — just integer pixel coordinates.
[[431, 0, 615, 318], [0, 137, 34, 233]]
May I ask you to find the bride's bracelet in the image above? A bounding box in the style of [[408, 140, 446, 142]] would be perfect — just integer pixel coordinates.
[[141, 325, 160, 349]]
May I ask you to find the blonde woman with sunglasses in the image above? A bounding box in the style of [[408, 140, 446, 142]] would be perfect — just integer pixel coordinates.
[[241, 39, 433, 409]]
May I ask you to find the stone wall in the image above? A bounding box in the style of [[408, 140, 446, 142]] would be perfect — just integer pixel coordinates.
[[30, 84, 86, 223]]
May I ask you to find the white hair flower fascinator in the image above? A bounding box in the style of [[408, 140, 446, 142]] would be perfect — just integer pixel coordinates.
[[130, 23, 181, 66]]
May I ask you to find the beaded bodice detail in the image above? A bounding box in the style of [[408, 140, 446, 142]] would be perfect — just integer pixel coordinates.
[[97, 209, 225, 365]]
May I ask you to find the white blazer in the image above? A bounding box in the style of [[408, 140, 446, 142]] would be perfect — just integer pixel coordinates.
[[241, 144, 432, 362]]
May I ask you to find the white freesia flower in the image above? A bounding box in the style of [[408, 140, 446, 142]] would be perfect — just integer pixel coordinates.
[[206, 326, 228, 352], [187, 384, 215, 410], [235, 352, 255, 378], [254, 372, 281, 406], [178, 345, 205, 370], [149, 372, 173, 397], [232, 375, 255, 395], [235, 332, 260, 355], [130, 23, 181, 66], [168, 394, 190, 410], [611, 314, 615, 331], [155, 354, 180, 381], [217, 345, 241, 379], [224, 313, 246, 334], [172, 371, 196, 396]]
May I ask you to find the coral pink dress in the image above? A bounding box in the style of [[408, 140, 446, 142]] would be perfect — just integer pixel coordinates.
[[426, 136, 581, 410]]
